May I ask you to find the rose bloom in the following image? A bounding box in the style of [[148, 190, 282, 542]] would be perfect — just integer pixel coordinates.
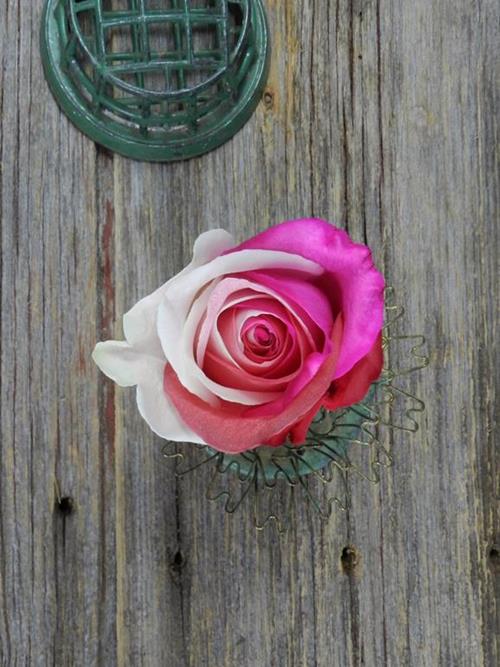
[[93, 219, 385, 454]]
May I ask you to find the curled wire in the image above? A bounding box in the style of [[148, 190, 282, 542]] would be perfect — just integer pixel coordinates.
[[162, 290, 429, 531]]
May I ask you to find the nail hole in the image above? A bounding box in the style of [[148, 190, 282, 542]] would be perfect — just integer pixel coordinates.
[[488, 546, 500, 574], [263, 89, 274, 110], [341, 545, 359, 575], [170, 550, 185, 577], [56, 496, 75, 516]]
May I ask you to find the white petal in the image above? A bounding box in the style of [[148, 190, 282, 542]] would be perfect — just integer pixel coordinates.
[[122, 286, 170, 358], [136, 373, 205, 444], [92, 341, 165, 387], [191, 228, 235, 265], [123, 229, 235, 351], [160, 249, 322, 319], [93, 230, 235, 445], [93, 341, 204, 443]]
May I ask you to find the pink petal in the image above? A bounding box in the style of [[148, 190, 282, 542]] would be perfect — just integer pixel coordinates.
[[227, 219, 385, 378], [215, 307, 299, 377], [244, 349, 330, 418], [239, 269, 334, 345], [163, 316, 344, 452], [204, 309, 303, 389], [215, 310, 301, 380], [192, 277, 321, 400], [202, 350, 290, 393], [157, 248, 324, 405]]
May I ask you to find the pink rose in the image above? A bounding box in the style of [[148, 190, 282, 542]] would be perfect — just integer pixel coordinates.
[[93, 219, 385, 453]]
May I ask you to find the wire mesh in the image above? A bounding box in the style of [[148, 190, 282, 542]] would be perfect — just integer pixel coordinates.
[[41, 0, 269, 159], [163, 289, 429, 533], [64, 0, 248, 127]]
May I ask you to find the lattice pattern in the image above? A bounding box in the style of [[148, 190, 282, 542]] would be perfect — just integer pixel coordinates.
[[56, 0, 252, 134]]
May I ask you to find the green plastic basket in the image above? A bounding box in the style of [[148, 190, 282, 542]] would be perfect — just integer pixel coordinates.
[[41, 0, 270, 161]]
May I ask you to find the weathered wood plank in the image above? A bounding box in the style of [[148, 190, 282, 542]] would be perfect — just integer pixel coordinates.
[[0, 1, 498, 666]]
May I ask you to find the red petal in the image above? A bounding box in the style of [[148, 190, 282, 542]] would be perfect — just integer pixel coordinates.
[[268, 335, 383, 446], [164, 317, 344, 453], [264, 398, 324, 447], [323, 334, 383, 411]]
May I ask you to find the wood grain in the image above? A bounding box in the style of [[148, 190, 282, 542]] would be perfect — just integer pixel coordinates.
[[0, 1, 498, 665]]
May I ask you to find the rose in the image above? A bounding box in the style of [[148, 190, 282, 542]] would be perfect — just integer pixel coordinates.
[[93, 219, 385, 454]]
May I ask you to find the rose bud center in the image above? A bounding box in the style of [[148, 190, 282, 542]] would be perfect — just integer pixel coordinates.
[[242, 316, 284, 360]]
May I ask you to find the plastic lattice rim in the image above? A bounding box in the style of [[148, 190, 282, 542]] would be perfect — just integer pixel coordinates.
[[41, 0, 270, 161]]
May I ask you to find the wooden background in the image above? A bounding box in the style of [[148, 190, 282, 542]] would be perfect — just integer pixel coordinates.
[[0, 1, 498, 665]]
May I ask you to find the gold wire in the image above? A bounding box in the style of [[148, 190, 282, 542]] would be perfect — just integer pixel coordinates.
[[163, 290, 429, 532]]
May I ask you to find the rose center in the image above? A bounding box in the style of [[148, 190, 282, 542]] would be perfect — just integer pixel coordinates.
[[253, 325, 274, 346], [242, 318, 283, 360]]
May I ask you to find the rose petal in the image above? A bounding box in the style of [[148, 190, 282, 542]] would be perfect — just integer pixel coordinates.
[[123, 229, 235, 354], [196, 279, 318, 369], [92, 341, 164, 387], [228, 219, 385, 378], [233, 304, 313, 364], [165, 285, 283, 406], [196, 288, 256, 366], [93, 231, 237, 445], [159, 261, 324, 406], [264, 398, 324, 447], [92, 342, 204, 443], [244, 349, 330, 418], [323, 333, 384, 410], [163, 317, 343, 452], [196, 286, 299, 369], [135, 372, 205, 444], [240, 269, 333, 344], [202, 350, 290, 393], [215, 307, 300, 377]]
